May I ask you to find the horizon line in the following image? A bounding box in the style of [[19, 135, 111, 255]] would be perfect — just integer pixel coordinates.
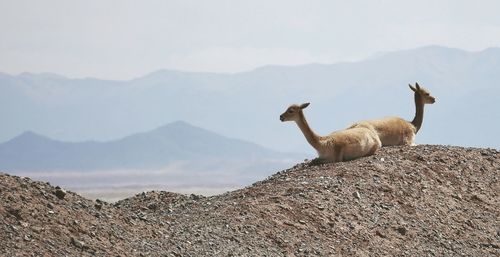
[[1, 44, 498, 81]]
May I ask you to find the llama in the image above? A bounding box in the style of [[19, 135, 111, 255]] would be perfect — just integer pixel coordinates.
[[280, 102, 381, 163], [350, 82, 436, 146]]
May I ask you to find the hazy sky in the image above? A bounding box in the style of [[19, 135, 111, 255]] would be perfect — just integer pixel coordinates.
[[1, 0, 500, 80]]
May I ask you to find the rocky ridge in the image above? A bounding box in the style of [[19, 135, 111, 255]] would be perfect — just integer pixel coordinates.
[[1, 145, 499, 256]]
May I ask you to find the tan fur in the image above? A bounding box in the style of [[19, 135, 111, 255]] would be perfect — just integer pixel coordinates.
[[349, 117, 416, 146], [280, 103, 381, 162], [350, 83, 435, 146]]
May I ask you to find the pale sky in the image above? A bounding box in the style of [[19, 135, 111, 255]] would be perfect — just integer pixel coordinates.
[[1, 0, 500, 80]]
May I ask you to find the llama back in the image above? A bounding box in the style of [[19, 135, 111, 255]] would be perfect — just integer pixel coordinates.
[[350, 117, 415, 146], [321, 127, 381, 160]]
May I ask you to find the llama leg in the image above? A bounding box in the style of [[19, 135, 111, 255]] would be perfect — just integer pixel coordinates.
[[402, 133, 416, 146], [367, 143, 379, 156], [408, 133, 417, 146], [310, 157, 330, 165], [333, 145, 344, 162], [367, 137, 381, 156]]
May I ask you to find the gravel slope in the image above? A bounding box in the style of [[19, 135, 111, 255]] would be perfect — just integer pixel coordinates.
[[1, 145, 499, 256]]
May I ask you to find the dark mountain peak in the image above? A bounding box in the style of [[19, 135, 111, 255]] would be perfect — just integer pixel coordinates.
[[379, 45, 469, 60], [168, 120, 194, 128], [154, 120, 198, 131], [249, 62, 330, 74], [414, 44, 462, 52], [0, 71, 12, 78], [478, 46, 500, 56], [13, 131, 48, 141], [129, 69, 188, 84], [147, 120, 217, 140], [142, 69, 183, 77], [482, 46, 500, 51], [0, 121, 293, 172], [18, 72, 68, 81], [1, 131, 56, 147], [131, 69, 223, 84]]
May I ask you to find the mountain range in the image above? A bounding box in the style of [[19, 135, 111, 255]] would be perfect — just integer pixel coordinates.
[[1, 45, 499, 154], [0, 120, 294, 171], [0, 121, 300, 198]]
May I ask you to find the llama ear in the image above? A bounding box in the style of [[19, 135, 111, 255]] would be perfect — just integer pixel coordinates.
[[409, 84, 417, 92], [415, 82, 421, 90], [300, 103, 310, 109]]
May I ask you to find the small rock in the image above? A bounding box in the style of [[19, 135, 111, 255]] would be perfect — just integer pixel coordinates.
[[147, 202, 157, 210], [54, 187, 66, 200], [71, 237, 85, 249], [47, 203, 54, 209], [78, 201, 88, 208], [190, 194, 202, 200], [470, 194, 484, 202], [397, 227, 407, 235], [480, 243, 500, 249], [452, 194, 462, 200], [7, 208, 22, 220], [465, 220, 475, 228], [380, 203, 392, 210], [373, 163, 385, 171], [375, 230, 387, 238], [353, 191, 361, 199]]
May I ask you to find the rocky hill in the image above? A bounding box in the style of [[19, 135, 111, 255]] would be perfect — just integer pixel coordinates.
[[1, 145, 499, 256]]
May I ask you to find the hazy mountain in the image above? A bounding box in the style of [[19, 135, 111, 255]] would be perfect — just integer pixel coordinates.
[[1, 45, 499, 153], [0, 121, 296, 172], [0, 121, 301, 196]]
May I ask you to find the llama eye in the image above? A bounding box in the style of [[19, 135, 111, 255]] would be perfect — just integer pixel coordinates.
[[288, 110, 294, 114]]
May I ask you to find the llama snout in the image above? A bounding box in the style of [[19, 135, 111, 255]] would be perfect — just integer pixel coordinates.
[[280, 115, 285, 122]]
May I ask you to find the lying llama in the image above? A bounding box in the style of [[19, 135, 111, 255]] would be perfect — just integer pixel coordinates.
[[280, 103, 381, 163], [350, 82, 436, 146]]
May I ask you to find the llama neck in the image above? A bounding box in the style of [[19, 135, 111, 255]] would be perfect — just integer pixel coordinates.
[[411, 93, 425, 133], [295, 112, 321, 149]]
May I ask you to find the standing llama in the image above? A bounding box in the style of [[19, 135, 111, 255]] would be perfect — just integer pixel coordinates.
[[350, 82, 436, 146], [280, 103, 381, 163]]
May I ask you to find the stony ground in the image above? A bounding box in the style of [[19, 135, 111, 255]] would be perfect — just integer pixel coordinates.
[[1, 145, 499, 256]]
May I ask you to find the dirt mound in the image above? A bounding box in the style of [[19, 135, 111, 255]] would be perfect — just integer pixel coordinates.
[[1, 145, 499, 256]]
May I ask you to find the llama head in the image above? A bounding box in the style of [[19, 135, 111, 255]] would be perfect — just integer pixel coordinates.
[[280, 103, 310, 122], [409, 83, 436, 104]]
